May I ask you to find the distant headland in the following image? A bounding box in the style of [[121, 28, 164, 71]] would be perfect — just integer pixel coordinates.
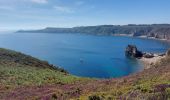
[[17, 24, 170, 40]]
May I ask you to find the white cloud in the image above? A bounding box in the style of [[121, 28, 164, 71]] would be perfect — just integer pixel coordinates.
[[30, 0, 48, 4], [54, 6, 74, 13]]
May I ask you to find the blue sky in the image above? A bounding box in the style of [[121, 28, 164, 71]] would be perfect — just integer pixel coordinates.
[[0, 0, 170, 30]]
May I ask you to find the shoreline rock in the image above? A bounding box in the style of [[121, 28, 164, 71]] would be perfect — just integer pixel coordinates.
[[125, 45, 167, 69], [125, 45, 143, 58]]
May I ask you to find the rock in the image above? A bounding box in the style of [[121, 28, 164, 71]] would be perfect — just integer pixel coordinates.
[[143, 53, 154, 58], [125, 45, 167, 59], [125, 45, 143, 58], [166, 49, 170, 56]]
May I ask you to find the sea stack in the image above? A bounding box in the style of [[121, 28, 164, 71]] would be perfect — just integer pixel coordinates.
[[125, 45, 143, 58]]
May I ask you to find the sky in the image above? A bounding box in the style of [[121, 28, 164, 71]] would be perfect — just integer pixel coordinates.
[[0, 0, 170, 30]]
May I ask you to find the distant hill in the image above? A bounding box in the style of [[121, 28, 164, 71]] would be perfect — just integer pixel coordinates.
[[17, 24, 170, 40]]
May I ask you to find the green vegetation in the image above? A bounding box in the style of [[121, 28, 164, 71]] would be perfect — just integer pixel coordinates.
[[0, 48, 90, 100], [0, 65, 82, 87], [0, 48, 170, 100], [0, 48, 66, 72]]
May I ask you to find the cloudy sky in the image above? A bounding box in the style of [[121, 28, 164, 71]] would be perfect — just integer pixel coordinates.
[[0, 0, 170, 30]]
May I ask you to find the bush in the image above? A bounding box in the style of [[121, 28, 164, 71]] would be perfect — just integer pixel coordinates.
[[88, 95, 102, 100]]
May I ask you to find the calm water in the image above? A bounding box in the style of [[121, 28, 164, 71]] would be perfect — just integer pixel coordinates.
[[0, 33, 169, 78]]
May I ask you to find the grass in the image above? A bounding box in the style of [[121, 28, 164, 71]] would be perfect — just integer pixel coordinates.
[[0, 48, 93, 99], [78, 75, 170, 100], [0, 65, 85, 88], [0, 48, 67, 72]]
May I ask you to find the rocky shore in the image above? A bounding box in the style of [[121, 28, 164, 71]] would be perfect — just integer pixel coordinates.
[[140, 54, 165, 69], [125, 45, 167, 69], [136, 35, 170, 42]]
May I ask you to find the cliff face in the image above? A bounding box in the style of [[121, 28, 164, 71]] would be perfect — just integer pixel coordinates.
[[18, 24, 170, 40], [147, 28, 170, 40]]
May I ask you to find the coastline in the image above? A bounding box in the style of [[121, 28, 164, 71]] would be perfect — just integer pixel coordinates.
[[136, 35, 170, 42], [116, 34, 169, 69], [113, 33, 170, 42], [123, 35, 169, 70], [135, 35, 169, 69], [139, 55, 165, 69]]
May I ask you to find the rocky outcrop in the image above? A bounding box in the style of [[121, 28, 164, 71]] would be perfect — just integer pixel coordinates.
[[125, 45, 143, 58], [125, 45, 166, 59]]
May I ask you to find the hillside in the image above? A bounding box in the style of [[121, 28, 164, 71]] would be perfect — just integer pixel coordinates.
[[0, 48, 89, 99], [0, 48, 67, 72], [0, 48, 170, 100], [18, 24, 170, 40]]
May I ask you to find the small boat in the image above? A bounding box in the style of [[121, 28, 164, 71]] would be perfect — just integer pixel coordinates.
[[80, 58, 84, 63]]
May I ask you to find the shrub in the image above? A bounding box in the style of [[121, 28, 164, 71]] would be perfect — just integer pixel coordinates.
[[88, 95, 102, 100]]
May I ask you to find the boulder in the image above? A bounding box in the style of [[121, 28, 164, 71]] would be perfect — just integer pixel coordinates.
[[125, 45, 143, 58]]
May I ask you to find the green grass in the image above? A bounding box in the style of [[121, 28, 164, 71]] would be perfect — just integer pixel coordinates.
[[79, 76, 170, 100], [0, 48, 93, 99], [0, 65, 86, 88]]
